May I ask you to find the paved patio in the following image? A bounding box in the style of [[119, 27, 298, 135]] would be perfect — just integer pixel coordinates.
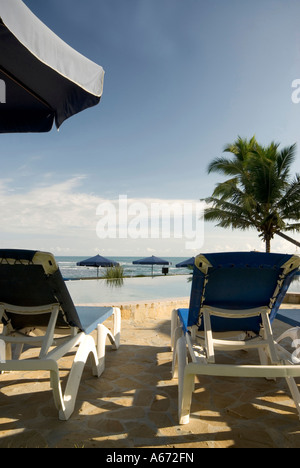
[[0, 305, 300, 448]]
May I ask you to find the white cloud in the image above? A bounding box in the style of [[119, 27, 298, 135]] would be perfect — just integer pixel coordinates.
[[0, 178, 205, 255], [0, 177, 102, 234], [0, 177, 298, 257]]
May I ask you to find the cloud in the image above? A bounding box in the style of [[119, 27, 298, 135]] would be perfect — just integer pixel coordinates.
[[0, 177, 297, 257], [0, 178, 206, 254], [0, 176, 102, 235]]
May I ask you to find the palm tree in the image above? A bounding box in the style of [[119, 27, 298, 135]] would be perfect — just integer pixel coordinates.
[[203, 136, 300, 252]]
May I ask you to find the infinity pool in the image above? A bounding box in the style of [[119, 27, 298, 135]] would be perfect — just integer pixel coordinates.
[[66, 273, 300, 305], [66, 274, 192, 304]]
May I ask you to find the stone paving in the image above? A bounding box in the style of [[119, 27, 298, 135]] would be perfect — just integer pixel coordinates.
[[0, 310, 300, 448]]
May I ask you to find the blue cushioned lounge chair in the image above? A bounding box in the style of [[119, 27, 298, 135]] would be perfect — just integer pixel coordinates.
[[171, 251, 300, 424], [0, 249, 121, 420]]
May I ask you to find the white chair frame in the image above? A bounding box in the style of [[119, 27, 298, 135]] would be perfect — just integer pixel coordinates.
[[0, 302, 121, 420], [171, 306, 300, 425]]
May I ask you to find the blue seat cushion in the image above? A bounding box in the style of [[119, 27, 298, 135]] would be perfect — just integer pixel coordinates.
[[177, 308, 261, 334]]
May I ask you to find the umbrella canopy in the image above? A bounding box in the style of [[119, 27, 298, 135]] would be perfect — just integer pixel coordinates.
[[77, 255, 119, 278], [175, 257, 195, 268], [133, 255, 170, 276], [132, 255, 169, 266], [77, 255, 119, 268], [0, 0, 104, 132]]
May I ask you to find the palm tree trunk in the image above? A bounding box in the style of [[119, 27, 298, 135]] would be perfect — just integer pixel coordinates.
[[275, 231, 300, 248], [265, 237, 271, 253]]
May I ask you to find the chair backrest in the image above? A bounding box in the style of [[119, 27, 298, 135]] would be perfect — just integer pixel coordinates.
[[188, 251, 300, 333], [0, 249, 82, 330]]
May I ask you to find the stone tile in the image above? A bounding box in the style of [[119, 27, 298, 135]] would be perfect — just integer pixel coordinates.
[[1, 315, 300, 448]]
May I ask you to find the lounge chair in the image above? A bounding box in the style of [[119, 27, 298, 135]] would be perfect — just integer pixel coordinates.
[[0, 249, 121, 420], [171, 251, 300, 424]]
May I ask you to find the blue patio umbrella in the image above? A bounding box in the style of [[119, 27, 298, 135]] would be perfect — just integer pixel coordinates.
[[77, 255, 119, 277], [176, 257, 195, 268], [132, 255, 170, 276]]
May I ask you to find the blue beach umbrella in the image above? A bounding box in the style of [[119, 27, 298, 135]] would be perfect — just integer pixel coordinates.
[[175, 257, 195, 268], [0, 0, 104, 133], [132, 255, 170, 276], [77, 255, 119, 277]]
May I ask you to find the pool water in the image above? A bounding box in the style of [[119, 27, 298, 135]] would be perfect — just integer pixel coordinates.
[[65, 273, 300, 305], [66, 274, 192, 304]]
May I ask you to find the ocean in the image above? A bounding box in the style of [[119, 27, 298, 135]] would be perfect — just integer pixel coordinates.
[[57, 256, 191, 280]]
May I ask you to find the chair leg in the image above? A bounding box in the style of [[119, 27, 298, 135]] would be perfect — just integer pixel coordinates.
[[0, 339, 5, 374], [58, 335, 100, 421], [285, 375, 300, 419], [96, 323, 110, 375], [180, 370, 195, 425], [0, 339, 5, 363], [176, 335, 193, 425], [172, 326, 183, 378], [203, 308, 215, 363], [171, 309, 179, 351], [112, 307, 121, 350], [261, 310, 279, 364], [12, 343, 24, 360], [49, 363, 66, 418], [276, 328, 300, 419], [258, 345, 273, 367]]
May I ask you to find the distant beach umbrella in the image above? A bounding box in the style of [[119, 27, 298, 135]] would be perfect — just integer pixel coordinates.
[[77, 255, 119, 277], [132, 255, 170, 276], [0, 0, 104, 132], [175, 257, 195, 268]]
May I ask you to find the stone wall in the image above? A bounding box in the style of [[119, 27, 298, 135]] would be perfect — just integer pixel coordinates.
[[283, 292, 300, 304], [96, 298, 189, 322], [96, 292, 300, 322]]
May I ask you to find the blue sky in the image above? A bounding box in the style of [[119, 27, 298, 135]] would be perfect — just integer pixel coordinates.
[[1, 0, 300, 256]]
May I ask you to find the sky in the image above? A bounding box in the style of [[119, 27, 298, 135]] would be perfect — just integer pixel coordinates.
[[1, 0, 300, 257]]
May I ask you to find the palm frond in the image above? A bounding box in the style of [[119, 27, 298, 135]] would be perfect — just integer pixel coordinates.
[[276, 144, 297, 177], [204, 136, 299, 251]]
